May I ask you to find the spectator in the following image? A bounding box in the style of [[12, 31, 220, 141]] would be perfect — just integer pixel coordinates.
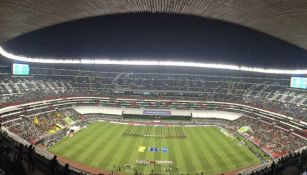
[[50, 155, 59, 175], [63, 163, 71, 175], [27, 144, 35, 171]]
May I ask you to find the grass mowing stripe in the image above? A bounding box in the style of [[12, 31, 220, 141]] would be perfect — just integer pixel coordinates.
[[157, 126, 161, 136], [207, 128, 245, 167], [178, 127, 185, 137], [77, 124, 122, 166], [125, 132, 149, 174], [140, 126, 145, 136], [207, 127, 256, 171], [124, 125, 133, 135], [52, 123, 101, 151], [146, 125, 151, 135], [232, 143, 260, 164], [142, 126, 146, 135], [53, 123, 102, 156], [176, 137, 195, 172], [117, 136, 139, 171], [78, 123, 117, 163], [153, 128, 162, 173], [206, 128, 239, 169], [220, 132, 257, 164], [160, 136, 169, 173], [135, 126, 152, 172], [174, 127, 178, 137], [224, 132, 260, 163], [131, 126, 137, 136], [92, 125, 126, 167], [107, 134, 138, 172], [179, 129, 203, 172], [95, 126, 128, 168], [133, 126, 137, 135], [166, 133, 178, 174], [196, 128, 224, 168], [171, 138, 187, 173], [167, 127, 170, 137], [143, 126, 147, 135], [67, 123, 112, 160], [186, 128, 214, 171], [197, 127, 230, 171], [134, 126, 139, 136], [50, 123, 260, 175], [139, 126, 144, 136]]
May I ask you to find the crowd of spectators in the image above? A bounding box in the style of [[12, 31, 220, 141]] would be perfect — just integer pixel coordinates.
[[244, 97, 307, 122], [230, 116, 307, 157], [0, 67, 306, 122], [0, 66, 306, 174], [0, 141, 28, 175], [7, 109, 81, 144], [246, 150, 307, 175]]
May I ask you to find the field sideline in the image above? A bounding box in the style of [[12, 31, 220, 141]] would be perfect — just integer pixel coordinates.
[[49, 122, 260, 174]]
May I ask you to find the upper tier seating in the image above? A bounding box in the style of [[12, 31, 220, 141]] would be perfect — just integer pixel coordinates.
[[0, 65, 306, 122]]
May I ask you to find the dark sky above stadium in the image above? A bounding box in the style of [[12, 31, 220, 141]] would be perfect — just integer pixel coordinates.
[[3, 13, 307, 69]]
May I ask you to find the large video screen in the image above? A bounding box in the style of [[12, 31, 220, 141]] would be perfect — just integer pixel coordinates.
[[12, 63, 30, 76], [290, 77, 307, 89]]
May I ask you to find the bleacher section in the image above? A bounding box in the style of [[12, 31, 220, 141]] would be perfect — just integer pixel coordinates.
[[0, 64, 306, 175], [0, 65, 306, 122]]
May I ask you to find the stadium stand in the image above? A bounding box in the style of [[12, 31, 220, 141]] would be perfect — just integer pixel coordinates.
[[0, 65, 306, 122], [7, 109, 81, 144], [0, 65, 306, 175], [229, 116, 306, 158]]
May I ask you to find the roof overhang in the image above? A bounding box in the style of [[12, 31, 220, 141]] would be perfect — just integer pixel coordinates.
[[1, 0, 307, 50]]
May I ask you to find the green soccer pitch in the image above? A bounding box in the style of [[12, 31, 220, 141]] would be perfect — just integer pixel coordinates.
[[49, 122, 261, 175]]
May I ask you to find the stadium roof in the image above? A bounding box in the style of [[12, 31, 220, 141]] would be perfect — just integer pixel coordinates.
[[1, 0, 307, 74], [1, 0, 307, 49]]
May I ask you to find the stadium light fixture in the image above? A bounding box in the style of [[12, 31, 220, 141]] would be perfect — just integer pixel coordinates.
[[1, 46, 307, 74]]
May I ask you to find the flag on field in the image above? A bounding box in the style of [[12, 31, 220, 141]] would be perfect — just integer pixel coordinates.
[[149, 147, 159, 152], [162, 147, 168, 153], [138, 146, 146, 152]]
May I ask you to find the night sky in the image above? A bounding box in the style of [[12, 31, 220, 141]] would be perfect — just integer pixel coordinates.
[[3, 13, 307, 69]]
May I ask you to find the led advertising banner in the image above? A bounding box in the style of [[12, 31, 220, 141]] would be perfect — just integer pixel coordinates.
[[143, 110, 172, 116]]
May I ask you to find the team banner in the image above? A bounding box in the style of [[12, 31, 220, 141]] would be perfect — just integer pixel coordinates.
[[238, 126, 250, 133], [136, 160, 173, 165], [143, 110, 171, 116]]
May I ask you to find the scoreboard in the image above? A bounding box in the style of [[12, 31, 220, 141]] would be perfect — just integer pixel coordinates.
[[290, 77, 307, 89], [12, 63, 30, 76]]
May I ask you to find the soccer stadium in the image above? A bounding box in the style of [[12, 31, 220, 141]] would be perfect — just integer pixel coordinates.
[[0, 1, 307, 175]]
